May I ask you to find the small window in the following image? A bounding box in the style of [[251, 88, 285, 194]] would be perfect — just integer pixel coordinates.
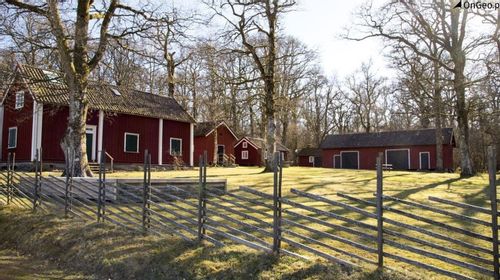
[[124, 133, 139, 153], [15, 91, 24, 109], [8, 127, 17, 149], [242, 142, 248, 148], [170, 138, 182, 156], [242, 150, 248, 159], [309, 156, 314, 163]]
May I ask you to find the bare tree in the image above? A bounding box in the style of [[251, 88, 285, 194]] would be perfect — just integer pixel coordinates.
[[3, 0, 157, 176], [207, 0, 296, 172]]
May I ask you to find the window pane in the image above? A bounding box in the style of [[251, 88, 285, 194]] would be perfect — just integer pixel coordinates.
[[171, 139, 181, 155], [8, 128, 16, 148], [125, 134, 138, 152], [15, 92, 24, 109]]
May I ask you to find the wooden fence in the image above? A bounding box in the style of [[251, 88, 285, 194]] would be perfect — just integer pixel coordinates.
[[0, 147, 498, 279]]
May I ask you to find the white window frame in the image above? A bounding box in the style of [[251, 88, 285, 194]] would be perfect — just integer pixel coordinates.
[[308, 156, 314, 163], [86, 125, 97, 161], [7, 127, 17, 149], [124, 132, 140, 153], [419, 151, 431, 170], [340, 151, 360, 169], [15, 91, 24, 110], [241, 150, 249, 159], [170, 137, 183, 156], [385, 148, 411, 170], [242, 142, 248, 148], [333, 155, 340, 168]]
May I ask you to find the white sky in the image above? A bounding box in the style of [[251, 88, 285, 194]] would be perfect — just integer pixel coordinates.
[[282, 0, 388, 78]]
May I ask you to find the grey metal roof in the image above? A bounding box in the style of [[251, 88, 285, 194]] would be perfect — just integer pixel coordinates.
[[297, 148, 321, 157], [14, 65, 195, 123], [247, 137, 289, 152], [320, 128, 454, 149]]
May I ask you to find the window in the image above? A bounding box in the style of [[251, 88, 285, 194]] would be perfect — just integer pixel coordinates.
[[308, 156, 314, 163], [242, 150, 248, 159], [124, 133, 139, 153], [170, 138, 182, 156], [242, 142, 248, 148], [15, 91, 24, 109], [8, 127, 17, 149]]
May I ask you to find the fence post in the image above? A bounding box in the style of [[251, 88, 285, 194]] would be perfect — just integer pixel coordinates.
[[33, 149, 41, 211], [488, 146, 499, 280], [273, 151, 282, 254], [198, 151, 207, 241], [142, 150, 151, 233], [6, 153, 11, 205], [376, 152, 384, 268], [97, 150, 107, 222], [64, 148, 73, 217]]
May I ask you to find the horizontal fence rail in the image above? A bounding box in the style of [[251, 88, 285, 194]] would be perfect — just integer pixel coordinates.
[[0, 148, 498, 280]]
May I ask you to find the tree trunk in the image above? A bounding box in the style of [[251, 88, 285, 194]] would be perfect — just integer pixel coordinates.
[[166, 52, 175, 97], [263, 80, 277, 172], [61, 88, 91, 177], [213, 124, 218, 166], [453, 50, 474, 176], [433, 60, 444, 172]]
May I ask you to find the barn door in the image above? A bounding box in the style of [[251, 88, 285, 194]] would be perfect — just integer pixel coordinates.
[[386, 149, 410, 170], [333, 155, 340, 168], [341, 152, 359, 169], [420, 152, 430, 170]]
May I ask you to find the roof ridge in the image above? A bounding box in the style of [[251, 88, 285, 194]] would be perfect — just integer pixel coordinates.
[[326, 127, 452, 137]]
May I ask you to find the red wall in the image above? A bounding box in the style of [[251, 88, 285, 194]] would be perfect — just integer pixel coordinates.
[[322, 145, 453, 170], [41, 105, 99, 162], [194, 125, 237, 165], [163, 119, 191, 165], [2, 84, 33, 162], [298, 155, 314, 167], [234, 140, 261, 166]]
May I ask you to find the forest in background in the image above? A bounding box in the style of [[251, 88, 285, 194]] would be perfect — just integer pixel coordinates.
[[0, 0, 498, 174]]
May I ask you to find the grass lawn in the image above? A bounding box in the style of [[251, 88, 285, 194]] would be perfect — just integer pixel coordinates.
[[20, 167, 499, 279]]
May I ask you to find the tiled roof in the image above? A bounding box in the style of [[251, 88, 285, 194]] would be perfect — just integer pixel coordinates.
[[297, 148, 321, 157], [247, 137, 289, 152], [320, 128, 454, 149], [15, 64, 195, 123]]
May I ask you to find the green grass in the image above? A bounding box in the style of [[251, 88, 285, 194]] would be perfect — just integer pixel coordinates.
[[0, 206, 408, 280], [14, 167, 498, 279]]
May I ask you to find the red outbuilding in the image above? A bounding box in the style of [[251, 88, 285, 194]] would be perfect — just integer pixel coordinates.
[[297, 148, 322, 167], [320, 128, 455, 171], [234, 137, 289, 166], [194, 121, 238, 165], [0, 65, 195, 167]]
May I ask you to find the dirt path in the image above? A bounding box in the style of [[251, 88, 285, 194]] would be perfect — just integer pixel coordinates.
[[0, 248, 91, 280]]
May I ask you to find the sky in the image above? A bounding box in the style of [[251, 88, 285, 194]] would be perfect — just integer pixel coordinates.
[[281, 0, 388, 78]]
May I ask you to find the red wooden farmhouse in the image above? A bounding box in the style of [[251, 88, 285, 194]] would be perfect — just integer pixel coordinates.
[[320, 128, 455, 170], [234, 137, 289, 166], [297, 147, 322, 167], [194, 121, 238, 165], [0, 65, 195, 167]]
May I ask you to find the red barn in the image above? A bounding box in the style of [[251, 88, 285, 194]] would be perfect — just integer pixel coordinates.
[[0, 65, 195, 167], [194, 121, 238, 165], [297, 148, 322, 167], [234, 137, 289, 166], [321, 128, 455, 171]]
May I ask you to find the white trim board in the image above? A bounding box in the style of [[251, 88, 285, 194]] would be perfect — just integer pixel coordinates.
[[385, 148, 411, 169], [339, 151, 360, 169], [234, 137, 259, 150]]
